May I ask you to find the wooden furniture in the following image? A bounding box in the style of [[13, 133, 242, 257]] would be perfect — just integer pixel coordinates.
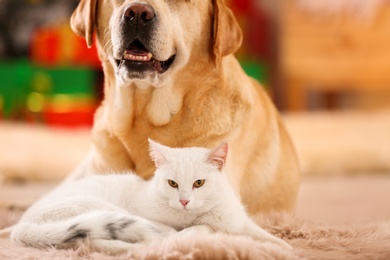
[[280, 1, 390, 110]]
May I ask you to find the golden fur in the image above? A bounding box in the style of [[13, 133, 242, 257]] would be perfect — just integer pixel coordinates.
[[69, 0, 301, 214]]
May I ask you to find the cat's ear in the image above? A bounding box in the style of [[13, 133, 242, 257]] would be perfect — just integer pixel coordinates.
[[148, 139, 168, 168], [207, 141, 228, 171]]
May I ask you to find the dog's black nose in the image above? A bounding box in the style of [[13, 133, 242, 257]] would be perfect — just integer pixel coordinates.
[[123, 3, 155, 24]]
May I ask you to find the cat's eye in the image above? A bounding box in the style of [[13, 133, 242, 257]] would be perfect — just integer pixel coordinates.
[[193, 179, 205, 188], [168, 180, 178, 188]]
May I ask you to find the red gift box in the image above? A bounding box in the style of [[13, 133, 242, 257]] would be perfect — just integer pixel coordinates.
[[30, 23, 100, 68]]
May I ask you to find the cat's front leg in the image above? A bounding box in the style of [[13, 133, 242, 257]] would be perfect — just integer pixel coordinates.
[[176, 225, 214, 238], [197, 213, 292, 249], [239, 217, 292, 249]]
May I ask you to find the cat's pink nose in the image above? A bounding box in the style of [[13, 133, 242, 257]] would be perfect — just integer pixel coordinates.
[[180, 200, 190, 207]]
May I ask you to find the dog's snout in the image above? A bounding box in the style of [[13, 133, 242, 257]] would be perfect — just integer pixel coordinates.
[[123, 3, 155, 24]]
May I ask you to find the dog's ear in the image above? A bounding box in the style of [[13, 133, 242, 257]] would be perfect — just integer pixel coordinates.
[[70, 0, 97, 48], [212, 0, 243, 67]]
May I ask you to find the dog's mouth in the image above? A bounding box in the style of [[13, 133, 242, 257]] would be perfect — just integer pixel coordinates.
[[115, 39, 175, 74]]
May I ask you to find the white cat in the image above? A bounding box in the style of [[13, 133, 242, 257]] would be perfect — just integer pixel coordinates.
[[11, 139, 291, 253]]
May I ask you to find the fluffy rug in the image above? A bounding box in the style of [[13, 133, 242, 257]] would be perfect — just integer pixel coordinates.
[[1, 210, 390, 259]]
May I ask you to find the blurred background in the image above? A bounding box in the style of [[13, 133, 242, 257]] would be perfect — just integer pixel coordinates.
[[0, 0, 390, 224], [0, 0, 390, 126], [2, 0, 390, 123], [0, 0, 101, 127]]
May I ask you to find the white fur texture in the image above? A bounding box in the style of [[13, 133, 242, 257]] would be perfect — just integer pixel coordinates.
[[11, 141, 291, 253]]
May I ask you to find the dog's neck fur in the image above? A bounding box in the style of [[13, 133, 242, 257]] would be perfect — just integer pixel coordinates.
[[92, 52, 250, 179], [100, 55, 226, 134]]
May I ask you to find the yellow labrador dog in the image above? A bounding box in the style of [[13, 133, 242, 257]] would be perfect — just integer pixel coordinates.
[[70, 0, 300, 214]]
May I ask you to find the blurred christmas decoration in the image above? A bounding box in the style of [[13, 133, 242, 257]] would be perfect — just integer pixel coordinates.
[[228, 0, 271, 88], [0, 0, 100, 127], [30, 23, 100, 68], [0, 0, 272, 125], [0, 0, 79, 58], [0, 58, 98, 127]]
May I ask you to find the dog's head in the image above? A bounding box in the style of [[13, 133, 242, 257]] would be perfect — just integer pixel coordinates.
[[71, 0, 242, 88]]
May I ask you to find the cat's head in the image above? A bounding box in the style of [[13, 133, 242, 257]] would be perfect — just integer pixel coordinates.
[[148, 139, 228, 214]]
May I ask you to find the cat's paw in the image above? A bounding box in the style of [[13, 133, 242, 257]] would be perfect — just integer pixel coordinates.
[[89, 238, 138, 254], [176, 225, 214, 238], [251, 230, 292, 250], [267, 236, 293, 250]]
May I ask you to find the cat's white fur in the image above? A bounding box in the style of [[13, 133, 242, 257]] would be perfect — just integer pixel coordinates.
[[11, 140, 291, 253]]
